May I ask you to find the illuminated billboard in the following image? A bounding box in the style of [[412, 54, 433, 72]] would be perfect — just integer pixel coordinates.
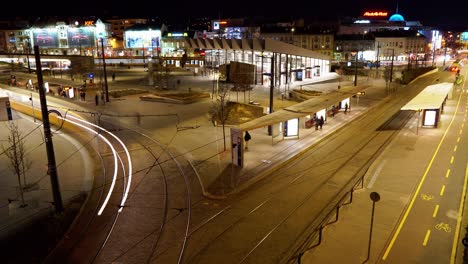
[[124, 30, 161, 48], [461, 32, 468, 42], [68, 28, 95, 47], [32, 29, 58, 48]]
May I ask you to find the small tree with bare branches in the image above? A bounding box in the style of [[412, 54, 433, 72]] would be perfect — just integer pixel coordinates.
[[1, 121, 31, 207], [209, 79, 231, 151]]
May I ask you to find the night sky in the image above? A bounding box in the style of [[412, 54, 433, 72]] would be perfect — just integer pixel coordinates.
[[17, 0, 468, 30]]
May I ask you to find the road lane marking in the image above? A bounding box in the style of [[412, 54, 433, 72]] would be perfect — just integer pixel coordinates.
[[367, 160, 386, 188], [440, 185, 446, 196], [423, 230, 431, 246], [382, 77, 463, 261], [433, 204, 439, 218], [446, 169, 451, 178], [458, 137, 461, 143], [450, 162, 468, 264], [460, 129, 463, 135], [462, 123, 465, 128], [454, 145, 458, 152], [451, 156, 455, 164], [421, 193, 434, 200]]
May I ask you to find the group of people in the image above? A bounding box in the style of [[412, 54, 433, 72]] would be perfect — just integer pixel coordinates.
[[313, 114, 325, 130]]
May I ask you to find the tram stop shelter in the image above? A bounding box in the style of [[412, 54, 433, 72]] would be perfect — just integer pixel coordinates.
[[230, 84, 370, 167], [400, 82, 453, 129]]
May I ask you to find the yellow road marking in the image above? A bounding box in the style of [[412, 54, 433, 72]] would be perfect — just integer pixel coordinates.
[[446, 169, 451, 178], [440, 185, 446, 196], [382, 87, 463, 260], [451, 156, 455, 164], [451, 162, 468, 263], [423, 230, 431, 246], [454, 145, 458, 152], [433, 204, 439, 218], [462, 123, 465, 128], [458, 137, 461, 143], [460, 129, 463, 135]]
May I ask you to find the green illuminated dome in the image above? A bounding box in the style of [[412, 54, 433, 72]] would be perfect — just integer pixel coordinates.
[[389, 14, 405, 22]]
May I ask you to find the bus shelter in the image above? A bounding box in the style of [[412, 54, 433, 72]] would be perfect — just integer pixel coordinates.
[[400, 82, 453, 128], [230, 84, 370, 167]]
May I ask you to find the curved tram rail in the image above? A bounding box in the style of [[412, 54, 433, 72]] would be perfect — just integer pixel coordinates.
[[44, 111, 192, 264]]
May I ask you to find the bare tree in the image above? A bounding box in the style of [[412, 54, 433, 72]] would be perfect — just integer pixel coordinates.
[[209, 80, 230, 151], [152, 60, 172, 89], [1, 121, 31, 207]]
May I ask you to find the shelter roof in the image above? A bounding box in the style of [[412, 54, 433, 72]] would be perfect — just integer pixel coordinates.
[[401, 82, 453, 111], [238, 84, 370, 131]]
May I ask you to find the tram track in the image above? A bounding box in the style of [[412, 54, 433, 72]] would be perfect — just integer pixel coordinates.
[[165, 77, 440, 264]]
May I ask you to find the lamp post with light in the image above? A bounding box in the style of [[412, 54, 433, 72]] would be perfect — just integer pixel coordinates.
[[99, 37, 109, 102], [351, 51, 358, 86]]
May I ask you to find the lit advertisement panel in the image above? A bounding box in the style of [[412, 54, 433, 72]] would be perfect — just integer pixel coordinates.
[[33, 29, 58, 48], [423, 110, 437, 126], [125, 30, 161, 48], [461, 32, 468, 42], [68, 28, 95, 47]]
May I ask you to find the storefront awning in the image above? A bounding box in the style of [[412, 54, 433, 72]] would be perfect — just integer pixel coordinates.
[[401, 82, 453, 111]]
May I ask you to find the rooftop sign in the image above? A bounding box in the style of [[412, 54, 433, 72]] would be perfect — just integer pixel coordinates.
[[363, 11, 388, 17]]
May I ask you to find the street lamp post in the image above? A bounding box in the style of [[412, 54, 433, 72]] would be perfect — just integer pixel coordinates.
[[34, 45, 63, 214], [390, 49, 394, 83], [25, 40, 32, 74], [100, 38, 109, 102], [365, 192, 381, 263], [354, 51, 358, 86], [407, 50, 411, 70]]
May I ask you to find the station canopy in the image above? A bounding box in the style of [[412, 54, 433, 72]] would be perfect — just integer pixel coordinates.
[[238, 84, 370, 131], [401, 82, 453, 111]]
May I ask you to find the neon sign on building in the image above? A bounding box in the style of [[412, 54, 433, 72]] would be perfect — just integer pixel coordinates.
[[363, 11, 388, 17]]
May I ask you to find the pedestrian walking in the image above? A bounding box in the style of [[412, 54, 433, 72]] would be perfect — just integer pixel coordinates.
[[95, 93, 99, 106], [112, 72, 116, 81], [344, 102, 349, 114], [331, 105, 336, 117], [313, 114, 319, 130], [136, 112, 141, 125], [319, 116, 324, 130], [244, 131, 252, 150]]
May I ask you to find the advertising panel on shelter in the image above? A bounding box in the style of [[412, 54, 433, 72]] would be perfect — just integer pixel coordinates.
[[33, 29, 58, 48], [68, 28, 95, 47]]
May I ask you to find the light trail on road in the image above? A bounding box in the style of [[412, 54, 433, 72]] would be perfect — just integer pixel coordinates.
[[67, 114, 133, 213], [58, 115, 119, 215]]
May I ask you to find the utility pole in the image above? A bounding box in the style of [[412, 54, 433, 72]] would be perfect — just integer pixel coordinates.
[[100, 38, 109, 102], [443, 44, 448, 67], [354, 51, 358, 86], [34, 45, 63, 214], [407, 50, 411, 70], [268, 53, 275, 135], [390, 49, 394, 83], [26, 41, 32, 74]]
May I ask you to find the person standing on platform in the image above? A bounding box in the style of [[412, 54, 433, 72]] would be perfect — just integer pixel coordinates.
[[345, 102, 349, 114], [244, 131, 252, 150]]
